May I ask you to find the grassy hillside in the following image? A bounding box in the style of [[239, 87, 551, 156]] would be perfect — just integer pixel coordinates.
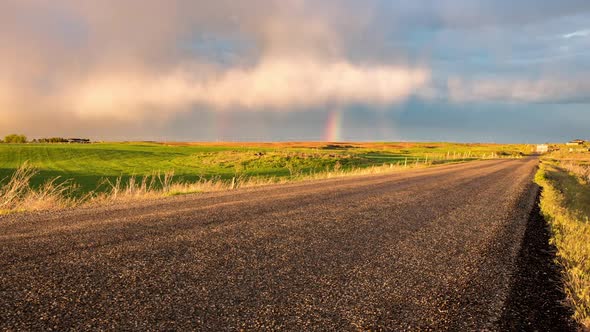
[[0, 142, 530, 196], [536, 152, 590, 328]]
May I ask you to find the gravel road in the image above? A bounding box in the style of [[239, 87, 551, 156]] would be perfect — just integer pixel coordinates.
[[0, 158, 556, 330]]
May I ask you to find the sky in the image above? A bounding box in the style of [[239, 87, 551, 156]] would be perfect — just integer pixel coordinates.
[[1, 0, 590, 143]]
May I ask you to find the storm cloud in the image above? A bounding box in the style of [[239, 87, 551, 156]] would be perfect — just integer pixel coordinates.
[[0, 0, 433, 129]]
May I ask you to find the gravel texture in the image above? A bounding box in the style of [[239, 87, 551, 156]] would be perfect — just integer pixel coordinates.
[[0, 158, 557, 331]]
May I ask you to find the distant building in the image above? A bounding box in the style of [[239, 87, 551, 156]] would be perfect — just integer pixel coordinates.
[[566, 139, 586, 146], [536, 144, 549, 154], [67, 138, 91, 144]]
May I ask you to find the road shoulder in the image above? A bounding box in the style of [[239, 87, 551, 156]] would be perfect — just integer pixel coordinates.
[[499, 190, 577, 331]]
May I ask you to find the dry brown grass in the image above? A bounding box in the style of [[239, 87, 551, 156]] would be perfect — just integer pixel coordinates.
[[0, 148, 524, 215], [0, 162, 78, 214], [561, 161, 590, 183], [537, 159, 590, 328], [87, 161, 427, 205], [87, 172, 287, 205], [0, 158, 453, 214]]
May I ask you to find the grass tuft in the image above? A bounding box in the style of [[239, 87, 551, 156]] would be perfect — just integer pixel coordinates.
[[0, 162, 78, 213]]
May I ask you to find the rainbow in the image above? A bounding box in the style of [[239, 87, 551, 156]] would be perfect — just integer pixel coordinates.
[[324, 110, 342, 142]]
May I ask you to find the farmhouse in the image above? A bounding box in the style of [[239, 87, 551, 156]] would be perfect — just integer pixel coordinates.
[[566, 139, 586, 146]]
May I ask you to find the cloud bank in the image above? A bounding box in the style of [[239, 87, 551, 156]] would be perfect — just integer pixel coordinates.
[[67, 58, 428, 119], [0, 0, 430, 131], [448, 76, 590, 103]]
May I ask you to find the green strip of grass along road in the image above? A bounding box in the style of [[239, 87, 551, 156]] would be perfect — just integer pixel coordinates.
[[0, 142, 530, 214], [536, 155, 590, 329]]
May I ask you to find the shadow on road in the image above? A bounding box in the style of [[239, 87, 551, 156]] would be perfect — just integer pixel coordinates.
[[500, 189, 577, 331]]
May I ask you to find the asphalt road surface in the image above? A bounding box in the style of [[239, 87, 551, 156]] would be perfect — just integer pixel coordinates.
[[0, 158, 552, 330]]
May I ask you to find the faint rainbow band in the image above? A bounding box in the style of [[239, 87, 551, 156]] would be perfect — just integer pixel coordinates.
[[324, 110, 341, 142]]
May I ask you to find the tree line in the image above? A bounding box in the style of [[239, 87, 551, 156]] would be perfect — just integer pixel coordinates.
[[1, 134, 27, 143], [0, 134, 91, 144]]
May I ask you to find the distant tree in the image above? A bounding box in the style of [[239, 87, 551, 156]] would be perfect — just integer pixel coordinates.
[[3, 134, 27, 143], [38, 137, 68, 143]]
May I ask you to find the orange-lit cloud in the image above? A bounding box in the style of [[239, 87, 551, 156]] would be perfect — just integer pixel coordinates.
[[0, 0, 429, 132], [65, 57, 429, 119]]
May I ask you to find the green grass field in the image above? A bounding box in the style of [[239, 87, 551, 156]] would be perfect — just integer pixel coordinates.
[[0, 142, 531, 196]]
